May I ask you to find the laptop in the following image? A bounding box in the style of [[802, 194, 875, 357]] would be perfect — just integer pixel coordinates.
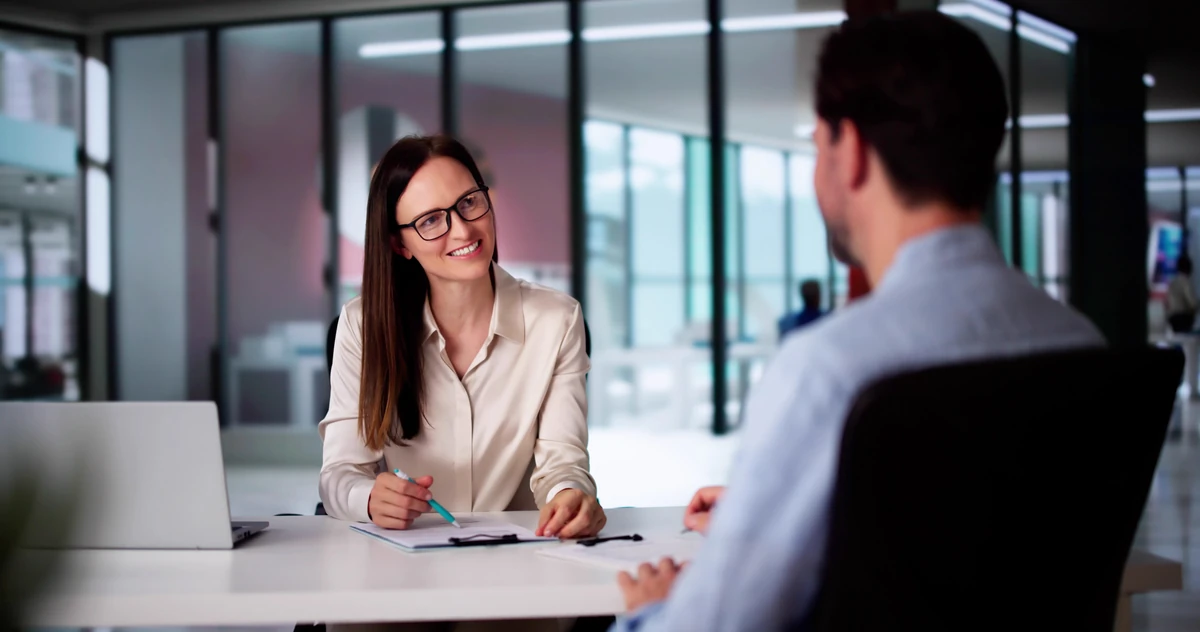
[[0, 401, 267, 549]]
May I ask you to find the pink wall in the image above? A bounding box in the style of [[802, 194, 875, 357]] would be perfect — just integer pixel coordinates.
[[333, 63, 570, 287], [222, 40, 328, 351], [187, 43, 570, 355], [461, 82, 570, 266]]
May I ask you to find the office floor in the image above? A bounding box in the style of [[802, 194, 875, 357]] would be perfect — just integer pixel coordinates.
[[1129, 402, 1200, 630], [106, 412, 1197, 632]]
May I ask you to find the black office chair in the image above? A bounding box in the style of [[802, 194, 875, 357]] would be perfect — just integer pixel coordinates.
[[806, 346, 1182, 632]]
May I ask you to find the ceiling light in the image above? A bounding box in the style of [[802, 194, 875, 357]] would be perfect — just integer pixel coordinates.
[[457, 30, 571, 51], [939, 4, 1010, 32], [583, 20, 710, 42], [359, 11, 845, 58], [1145, 108, 1200, 123], [1000, 109, 1200, 129], [939, 3, 1072, 54], [1146, 167, 1183, 180], [1011, 113, 1070, 129], [965, 0, 1013, 15], [359, 39, 444, 58], [722, 11, 846, 33], [1144, 74, 1156, 88], [793, 123, 816, 138], [1017, 10, 1076, 43], [1015, 24, 1070, 54]]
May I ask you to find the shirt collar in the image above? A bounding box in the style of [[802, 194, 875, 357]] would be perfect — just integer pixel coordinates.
[[421, 263, 525, 344], [877, 224, 1003, 291]]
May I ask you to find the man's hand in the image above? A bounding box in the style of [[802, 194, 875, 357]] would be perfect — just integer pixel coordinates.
[[683, 486, 725, 534], [537, 488, 606, 538], [617, 558, 685, 612]]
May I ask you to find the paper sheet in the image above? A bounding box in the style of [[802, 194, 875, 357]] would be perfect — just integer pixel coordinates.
[[351, 515, 555, 550], [537, 533, 704, 574]]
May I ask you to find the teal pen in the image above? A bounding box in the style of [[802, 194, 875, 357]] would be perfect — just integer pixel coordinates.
[[394, 468, 462, 528]]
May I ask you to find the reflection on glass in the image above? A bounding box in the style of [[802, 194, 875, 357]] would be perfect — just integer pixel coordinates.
[[738, 146, 786, 342], [111, 32, 213, 404], [335, 12, 442, 306], [1018, 11, 1072, 301], [722, 0, 837, 423], [583, 0, 711, 431], [459, 2, 570, 293], [630, 128, 685, 346], [788, 154, 830, 312], [221, 23, 328, 427], [942, 0, 1012, 261], [0, 28, 82, 400]]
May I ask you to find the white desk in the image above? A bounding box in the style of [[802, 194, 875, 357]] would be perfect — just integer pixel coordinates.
[[25, 507, 682, 628], [23, 506, 1183, 630]]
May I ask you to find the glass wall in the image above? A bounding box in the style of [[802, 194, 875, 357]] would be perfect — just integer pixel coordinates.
[[459, 2, 571, 292], [111, 32, 212, 404], [0, 27, 82, 401], [583, 0, 711, 431], [1017, 9, 1072, 300], [722, 0, 841, 423], [221, 23, 327, 428], [1147, 167, 1197, 336], [941, 0, 1075, 303], [101, 0, 1090, 466], [335, 11, 442, 305]]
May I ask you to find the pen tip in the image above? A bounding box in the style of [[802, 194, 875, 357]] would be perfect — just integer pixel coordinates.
[[452, 521, 464, 529]]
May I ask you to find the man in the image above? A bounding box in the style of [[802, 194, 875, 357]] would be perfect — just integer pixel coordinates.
[[777, 279, 826, 340], [611, 12, 1104, 631]]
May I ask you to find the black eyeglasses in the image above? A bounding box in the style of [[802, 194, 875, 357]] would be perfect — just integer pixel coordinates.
[[396, 186, 492, 241]]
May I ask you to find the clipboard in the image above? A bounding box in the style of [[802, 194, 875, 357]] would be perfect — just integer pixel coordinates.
[[536, 532, 703, 573], [351, 515, 556, 551]]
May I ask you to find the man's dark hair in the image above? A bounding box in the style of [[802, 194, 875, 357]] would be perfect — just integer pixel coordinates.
[[815, 11, 1009, 211], [800, 279, 822, 309]]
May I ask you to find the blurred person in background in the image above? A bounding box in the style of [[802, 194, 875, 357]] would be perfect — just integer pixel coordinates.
[[778, 279, 827, 340], [1167, 254, 1197, 332]]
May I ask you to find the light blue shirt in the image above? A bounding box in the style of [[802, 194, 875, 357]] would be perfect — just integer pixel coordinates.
[[611, 225, 1104, 631]]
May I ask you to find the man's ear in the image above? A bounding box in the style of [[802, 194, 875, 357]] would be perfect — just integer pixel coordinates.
[[389, 233, 411, 259], [840, 119, 870, 192]]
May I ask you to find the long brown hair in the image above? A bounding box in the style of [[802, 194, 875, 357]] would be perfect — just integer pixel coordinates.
[[359, 135, 496, 450]]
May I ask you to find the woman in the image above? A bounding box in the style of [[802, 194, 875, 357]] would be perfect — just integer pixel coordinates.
[[1168, 255, 1198, 333], [319, 135, 605, 540]]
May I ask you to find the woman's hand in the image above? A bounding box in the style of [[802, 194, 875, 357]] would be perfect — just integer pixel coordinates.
[[537, 489, 606, 538], [367, 472, 433, 530]]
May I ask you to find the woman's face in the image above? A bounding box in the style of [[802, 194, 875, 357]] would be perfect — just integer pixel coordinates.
[[394, 156, 496, 285]]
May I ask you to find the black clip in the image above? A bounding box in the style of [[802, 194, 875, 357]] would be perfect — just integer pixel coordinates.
[[578, 534, 643, 547], [450, 533, 520, 547]]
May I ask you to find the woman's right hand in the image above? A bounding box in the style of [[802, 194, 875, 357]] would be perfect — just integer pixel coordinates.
[[367, 472, 433, 529]]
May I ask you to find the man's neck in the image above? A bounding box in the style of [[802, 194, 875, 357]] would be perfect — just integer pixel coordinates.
[[859, 203, 981, 288]]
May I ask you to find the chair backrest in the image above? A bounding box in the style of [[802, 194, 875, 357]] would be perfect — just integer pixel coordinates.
[[807, 346, 1182, 632], [326, 315, 339, 374]]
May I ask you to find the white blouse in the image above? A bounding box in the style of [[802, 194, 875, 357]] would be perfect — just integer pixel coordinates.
[[318, 265, 596, 522]]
